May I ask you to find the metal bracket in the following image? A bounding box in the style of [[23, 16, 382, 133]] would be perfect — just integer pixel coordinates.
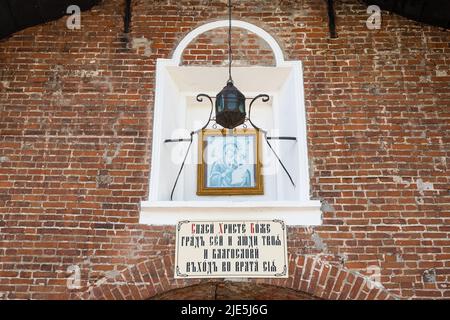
[[164, 138, 191, 143], [267, 136, 297, 141], [326, 0, 338, 38], [124, 0, 132, 34]]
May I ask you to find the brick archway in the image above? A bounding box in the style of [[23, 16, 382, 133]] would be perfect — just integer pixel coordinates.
[[151, 282, 321, 300], [72, 253, 398, 300]]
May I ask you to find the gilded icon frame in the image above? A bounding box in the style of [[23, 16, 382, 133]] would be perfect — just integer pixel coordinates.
[[197, 129, 264, 196]]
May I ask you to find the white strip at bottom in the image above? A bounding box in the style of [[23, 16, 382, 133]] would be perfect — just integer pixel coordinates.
[[139, 201, 322, 226]]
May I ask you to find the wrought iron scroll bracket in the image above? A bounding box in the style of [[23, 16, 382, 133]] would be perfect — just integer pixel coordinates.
[[168, 94, 214, 200], [195, 93, 214, 133], [248, 94, 270, 134], [167, 93, 297, 200], [248, 95, 296, 188]]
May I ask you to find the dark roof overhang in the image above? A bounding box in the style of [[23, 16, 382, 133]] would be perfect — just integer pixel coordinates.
[[0, 0, 448, 40], [362, 0, 450, 29], [0, 0, 101, 39]]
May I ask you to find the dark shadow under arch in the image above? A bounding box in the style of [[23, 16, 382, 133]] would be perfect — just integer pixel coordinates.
[[71, 252, 399, 300], [151, 281, 321, 300]]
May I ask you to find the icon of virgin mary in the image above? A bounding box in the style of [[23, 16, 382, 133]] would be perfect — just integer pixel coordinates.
[[208, 142, 252, 188]]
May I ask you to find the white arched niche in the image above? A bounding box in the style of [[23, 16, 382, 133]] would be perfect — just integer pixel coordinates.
[[140, 20, 322, 225]]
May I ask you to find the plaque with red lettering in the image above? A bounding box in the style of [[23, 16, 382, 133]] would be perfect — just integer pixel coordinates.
[[175, 220, 288, 278]]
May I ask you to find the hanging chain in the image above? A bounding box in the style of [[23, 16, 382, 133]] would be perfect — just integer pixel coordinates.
[[228, 0, 233, 83]]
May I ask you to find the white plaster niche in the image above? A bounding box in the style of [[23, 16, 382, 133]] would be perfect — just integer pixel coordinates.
[[140, 20, 322, 226]]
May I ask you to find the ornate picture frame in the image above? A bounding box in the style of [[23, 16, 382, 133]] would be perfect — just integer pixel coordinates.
[[197, 129, 264, 196]]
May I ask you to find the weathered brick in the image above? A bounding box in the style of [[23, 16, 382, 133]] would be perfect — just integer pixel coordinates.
[[0, 0, 448, 300]]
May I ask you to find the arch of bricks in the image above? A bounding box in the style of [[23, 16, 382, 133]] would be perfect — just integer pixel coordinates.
[[71, 253, 399, 300]]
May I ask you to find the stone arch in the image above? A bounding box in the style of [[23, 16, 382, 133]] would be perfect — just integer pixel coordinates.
[[72, 253, 399, 300], [171, 20, 286, 66]]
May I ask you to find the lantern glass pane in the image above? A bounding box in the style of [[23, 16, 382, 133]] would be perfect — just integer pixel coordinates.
[[217, 98, 224, 112], [227, 97, 237, 111]]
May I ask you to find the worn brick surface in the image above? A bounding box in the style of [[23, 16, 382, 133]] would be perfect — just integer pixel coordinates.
[[0, 0, 449, 300]]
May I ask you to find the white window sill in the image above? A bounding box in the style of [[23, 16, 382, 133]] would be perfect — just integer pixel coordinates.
[[139, 200, 322, 226]]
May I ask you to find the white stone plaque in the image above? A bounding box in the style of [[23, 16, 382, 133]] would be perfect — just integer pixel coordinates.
[[175, 220, 288, 278]]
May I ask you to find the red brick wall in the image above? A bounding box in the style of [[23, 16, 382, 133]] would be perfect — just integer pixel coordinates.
[[0, 0, 449, 299], [181, 28, 275, 66]]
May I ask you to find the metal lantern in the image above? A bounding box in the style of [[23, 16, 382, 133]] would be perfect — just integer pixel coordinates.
[[215, 80, 246, 129], [212, 0, 247, 130]]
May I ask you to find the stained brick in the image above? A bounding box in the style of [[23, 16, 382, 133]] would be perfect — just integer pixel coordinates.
[[0, 0, 448, 301]]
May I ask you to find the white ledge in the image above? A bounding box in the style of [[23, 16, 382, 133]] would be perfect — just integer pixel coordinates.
[[139, 201, 322, 226]]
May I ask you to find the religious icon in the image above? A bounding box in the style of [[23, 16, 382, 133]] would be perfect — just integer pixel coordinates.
[[197, 129, 263, 195]]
